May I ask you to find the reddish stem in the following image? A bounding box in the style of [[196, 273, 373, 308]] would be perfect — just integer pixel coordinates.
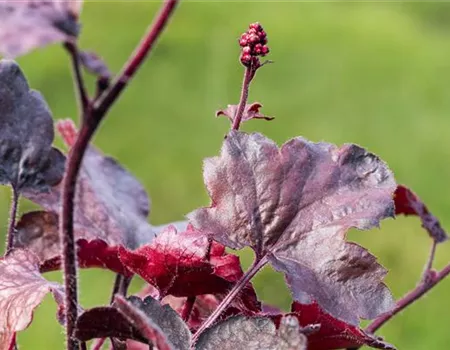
[[365, 263, 450, 335], [60, 2, 179, 349], [6, 186, 19, 252], [192, 255, 268, 344], [232, 65, 254, 131], [181, 296, 196, 322], [94, 0, 179, 118], [61, 121, 97, 350]]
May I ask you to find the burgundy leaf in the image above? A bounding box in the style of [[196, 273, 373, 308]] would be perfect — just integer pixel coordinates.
[[118, 225, 261, 311], [195, 315, 307, 350], [0, 1, 82, 57], [0, 60, 65, 192], [13, 210, 132, 276], [189, 131, 396, 324], [287, 302, 395, 350], [394, 185, 448, 243], [0, 250, 65, 344], [216, 102, 274, 124], [75, 295, 191, 350], [22, 119, 156, 249], [79, 50, 111, 79]]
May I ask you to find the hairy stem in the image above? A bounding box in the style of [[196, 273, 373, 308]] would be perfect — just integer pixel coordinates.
[[94, 0, 179, 118], [61, 2, 179, 348], [232, 65, 254, 131], [64, 41, 90, 114], [61, 121, 97, 350], [90, 338, 106, 350], [192, 255, 268, 343], [6, 186, 19, 252], [181, 296, 196, 322]]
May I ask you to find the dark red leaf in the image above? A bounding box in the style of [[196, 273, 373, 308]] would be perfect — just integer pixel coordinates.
[[75, 295, 191, 350], [216, 102, 274, 124], [195, 315, 307, 350], [118, 225, 260, 311], [394, 185, 448, 243], [0, 250, 65, 344], [23, 119, 156, 248], [13, 211, 132, 276], [0, 1, 82, 57], [286, 302, 395, 350], [0, 60, 65, 192], [190, 131, 396, 324]]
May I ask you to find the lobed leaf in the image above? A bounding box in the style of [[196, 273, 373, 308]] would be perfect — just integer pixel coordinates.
[[190, 131, 396, 324], [0, 0, 82, 57], [0, 60, 65, 192], [394, 185, 448, 243], [13, 210, 132, 276], [23, 119, 156, 249], [75, 295, 191, 350], [195, 315, 307, 350], [0, 250, 65, 346], [119, 225, 260, 311]]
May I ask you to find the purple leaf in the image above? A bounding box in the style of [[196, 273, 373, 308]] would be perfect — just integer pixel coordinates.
[[195, 315, 307, 350], [189, 131, 396, 324], [216, 102, 274, 125], [22, 120, 155, 248], [13, 210, 132, 276], [394, 185, 448, 243], [79, 50, 111, 79], [0, 250, 65, 343], [0, 60, 65, 192], [75, 295, 191, 350], [0, 1, 82, 58]]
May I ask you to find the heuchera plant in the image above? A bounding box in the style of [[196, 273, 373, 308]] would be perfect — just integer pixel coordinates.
[[0, 1, 449, 350]]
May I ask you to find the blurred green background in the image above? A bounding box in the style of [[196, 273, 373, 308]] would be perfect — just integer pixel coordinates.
[[2, 1, 450, 349]]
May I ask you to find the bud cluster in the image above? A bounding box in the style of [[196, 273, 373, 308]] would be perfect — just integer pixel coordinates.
[[239, 22, 269, 67]]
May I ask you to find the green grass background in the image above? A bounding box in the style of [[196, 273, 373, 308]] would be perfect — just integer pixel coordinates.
[[1, 1, 450, 349]]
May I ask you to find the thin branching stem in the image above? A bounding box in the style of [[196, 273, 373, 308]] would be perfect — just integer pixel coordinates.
[[192, 255, 268, 344], [366, 263, 450, 334], [64, 41, 90, 115], [60, 2, 180, 349], [421, 240, 437, 283], [94, 0, 179, 118], [6, 186, 19, 252]]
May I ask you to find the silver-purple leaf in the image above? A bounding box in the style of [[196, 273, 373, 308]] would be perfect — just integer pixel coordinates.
[[0, 0, 82, 58], [195, 315, 307, 350], [22, 119, 155, 249], [189, 131, 396, 324], [0, 60, 65, 192], [0, 249, 65, 343]]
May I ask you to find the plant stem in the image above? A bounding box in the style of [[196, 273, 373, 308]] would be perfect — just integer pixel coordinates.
[[421, 240, 437, 283], [365, 263, 450, 335], [90, 338, 106, 350], [60, 2, 179, 349], [61, 121, 96, 350], [64, 41, 89, 115], [94, 0, 179, 118], [6, 186, 19, 252], [181, 296, 196, 322], [232, 65, 254, 131], [192, 255, 268, 344]]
